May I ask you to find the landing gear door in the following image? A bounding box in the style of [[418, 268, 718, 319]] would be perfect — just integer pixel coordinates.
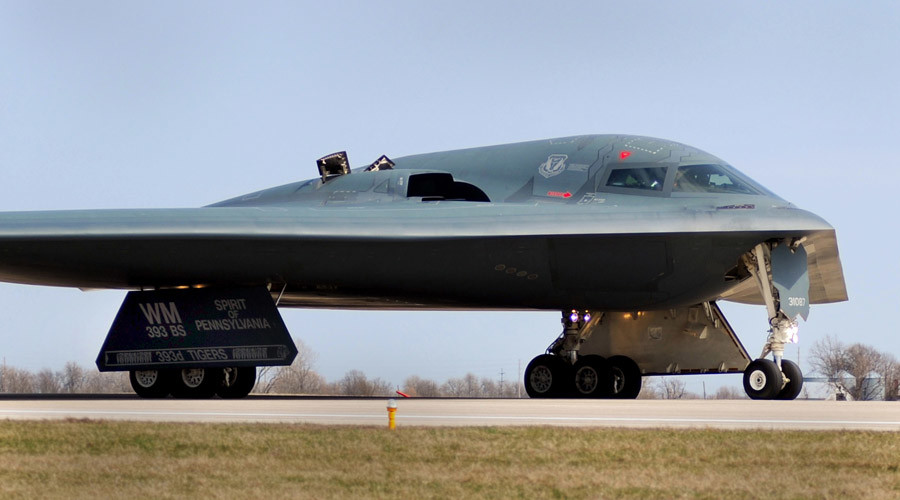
[[771, 243, 810, 321], [96, 287, 297, 372], [580, 303, 751, 375]]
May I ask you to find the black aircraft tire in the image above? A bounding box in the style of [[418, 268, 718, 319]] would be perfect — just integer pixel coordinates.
[[608, 355, 642, 399], [129, 369, 172, 398], [217, 367, 257, 399], [573, 355, 612, 398], [743, 359, 784, 400], [524, 355, 571, 398], [171, 368, 222, 399], [776, 359, 803, 400]]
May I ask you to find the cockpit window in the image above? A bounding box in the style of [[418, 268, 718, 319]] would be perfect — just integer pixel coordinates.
[[605, 167, 667, 191], [673, 164, 761, 195]]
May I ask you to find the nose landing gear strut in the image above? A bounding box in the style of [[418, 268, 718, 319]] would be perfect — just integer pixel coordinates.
[[741, 241, 808, 400]]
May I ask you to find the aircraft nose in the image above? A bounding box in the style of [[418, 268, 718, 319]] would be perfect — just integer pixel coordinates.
[[767, 205, 835, 231]]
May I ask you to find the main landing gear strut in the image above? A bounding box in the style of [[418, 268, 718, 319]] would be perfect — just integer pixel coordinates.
[[524, 310, 642, 399], [741, 242, 806, 400]]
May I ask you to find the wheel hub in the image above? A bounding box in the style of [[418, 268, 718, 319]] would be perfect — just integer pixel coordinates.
[[611, 367, 625, 394], [181, 368, 205, 388], [574, 367, 598, 393], [530, 366, 553, 393], [749, 369, 767, 391], [134, 370, 158, 388], [223, 367, 236, 387]]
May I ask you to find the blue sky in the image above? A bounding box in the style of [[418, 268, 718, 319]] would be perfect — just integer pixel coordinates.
[[0, 2, 897, 392]]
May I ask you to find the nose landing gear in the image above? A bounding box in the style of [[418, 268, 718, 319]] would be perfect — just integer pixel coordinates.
[[741, 241, 808, 400]]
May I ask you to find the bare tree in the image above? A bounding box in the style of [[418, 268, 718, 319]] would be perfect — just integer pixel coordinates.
[[636, 377, 660, 399], [82, 370, 131, 393], [0, 365, 35, 393], [480, 377, 499, 397], [659, 377, 687, 399], [35, 368, 62, 394], [255, 338, 326, 394], [442, 373, 486, 397], [712, 386, 746, 400], [809, 335, 848, 381], [61, 361, 86, 393], [402, 375, 441, 397], [267, 363, 325, 395], [439, 373, 525, 398], [337, 370, 392, 396], [462, 373, 482, 397], [877, 353, 899, 401], [501, 380, 525, 398], [636, 377, 698, 399], [441, 377, 465, 397]]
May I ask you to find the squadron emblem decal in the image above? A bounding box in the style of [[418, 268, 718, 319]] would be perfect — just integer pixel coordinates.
[[538, 154, 568, 178]]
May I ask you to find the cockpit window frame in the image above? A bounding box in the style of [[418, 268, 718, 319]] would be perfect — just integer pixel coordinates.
[[598, 163, 678, 198], [671, 163, 766, 196]]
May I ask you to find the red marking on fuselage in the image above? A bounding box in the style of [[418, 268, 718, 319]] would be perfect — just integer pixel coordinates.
[[547, 191, 572, 198], [619, 151, 632, 160]]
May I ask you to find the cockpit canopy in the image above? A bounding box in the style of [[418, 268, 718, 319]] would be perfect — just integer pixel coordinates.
[[601, 163, 770, 197]]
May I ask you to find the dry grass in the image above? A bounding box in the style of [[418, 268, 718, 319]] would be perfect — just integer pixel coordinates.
[[0, 420, 897, 499]]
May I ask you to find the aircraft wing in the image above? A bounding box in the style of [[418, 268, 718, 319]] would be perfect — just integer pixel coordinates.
[[0, 203, 844, 310]]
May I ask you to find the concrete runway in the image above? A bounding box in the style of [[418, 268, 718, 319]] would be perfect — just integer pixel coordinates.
[[0, 396, 898, 430]]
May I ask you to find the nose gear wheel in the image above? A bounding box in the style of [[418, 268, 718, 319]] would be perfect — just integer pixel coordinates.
[[743, 359, 784, 400]]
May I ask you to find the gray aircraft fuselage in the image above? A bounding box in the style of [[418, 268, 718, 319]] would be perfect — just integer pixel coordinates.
[[0, 134, 847, 312]]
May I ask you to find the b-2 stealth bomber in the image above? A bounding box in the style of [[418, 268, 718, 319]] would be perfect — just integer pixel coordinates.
[[0, 135, 847, 399]]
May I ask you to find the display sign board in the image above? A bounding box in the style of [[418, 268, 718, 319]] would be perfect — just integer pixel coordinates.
[[96, 287, 297, 371]]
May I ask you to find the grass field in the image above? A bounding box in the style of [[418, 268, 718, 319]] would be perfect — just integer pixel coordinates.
[[0, 420, 898, 499]]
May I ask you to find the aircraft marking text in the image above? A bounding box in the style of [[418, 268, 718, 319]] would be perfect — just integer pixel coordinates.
[[105, 345, 292, 367], [138, 302, 182, 325], [194, 317, 272, 332]]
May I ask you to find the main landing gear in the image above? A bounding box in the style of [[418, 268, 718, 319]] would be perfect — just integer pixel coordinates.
[[129, 366, 258, 399], [524, 310, 643, 399]]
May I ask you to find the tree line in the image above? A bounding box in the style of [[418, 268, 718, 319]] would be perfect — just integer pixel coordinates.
[[253, 340, 526, 397], [0, 361, 130, 394]]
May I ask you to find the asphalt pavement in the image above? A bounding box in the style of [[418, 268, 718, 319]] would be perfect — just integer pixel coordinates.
[[0, 396, 897, 431]]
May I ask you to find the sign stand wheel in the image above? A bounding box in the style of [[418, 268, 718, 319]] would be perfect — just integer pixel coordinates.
[[217, 366, 257, 399], [171, 368, 221, 399], [129, 369, 172, 398]]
